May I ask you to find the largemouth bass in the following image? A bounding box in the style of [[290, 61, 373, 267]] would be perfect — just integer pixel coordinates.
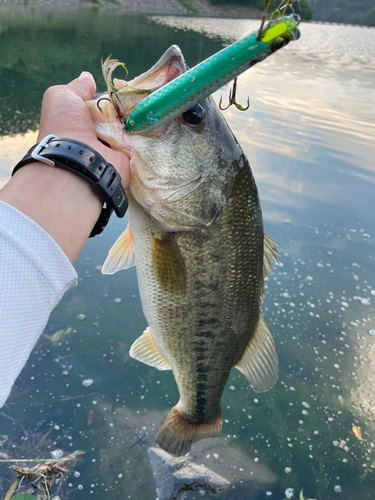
[[87, 46, 279, 456]]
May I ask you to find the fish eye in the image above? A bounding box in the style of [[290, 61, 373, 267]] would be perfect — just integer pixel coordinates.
[[182, 104, 205, 126]]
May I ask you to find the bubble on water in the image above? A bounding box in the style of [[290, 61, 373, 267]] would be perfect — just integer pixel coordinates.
[[77, 484, 83, 490], [285, 488, 294, 499], [213, 453, 219, 458], [333, 440, 339, 446], [368, 329, 375, 336], [77, 314, 86, 321], [266, 492, 273, 496], [353, 296, 370, 306], [302, 402, 310, 408], [51, 449, 64, 459], [284, 467, 292, 473], [114, 298, 122, 303], [82, 379, 93, 387], [74, 471, 81, 477], [334, 485, 342, 493]]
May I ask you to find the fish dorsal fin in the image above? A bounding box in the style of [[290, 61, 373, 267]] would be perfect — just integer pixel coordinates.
[[263, 232, 280, 278], [130, 327, 171, 370], [102, 224, 136, 275], [261, 232, 280, 300], [235, 311, 278, 392], [152, 233, 186, 295]]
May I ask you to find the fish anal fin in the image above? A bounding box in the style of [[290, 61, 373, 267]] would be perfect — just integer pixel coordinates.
[[235, 311, 278, 392], [130, 326, 171, 371], [152, 233, 186, 295], [156, 403, 223, 456], [102, 224, 136, 275]]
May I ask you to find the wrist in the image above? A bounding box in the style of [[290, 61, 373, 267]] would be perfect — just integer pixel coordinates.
[[0, 161, 102, 263]]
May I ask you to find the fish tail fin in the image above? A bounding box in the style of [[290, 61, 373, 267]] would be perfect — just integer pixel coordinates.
[[156, 404, 223, 456]]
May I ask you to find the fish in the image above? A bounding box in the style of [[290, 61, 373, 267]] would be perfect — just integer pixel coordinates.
[[87, 45, 279, 456]]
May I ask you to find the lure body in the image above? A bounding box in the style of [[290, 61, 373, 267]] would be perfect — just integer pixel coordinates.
[[125, 15, 300, 133]]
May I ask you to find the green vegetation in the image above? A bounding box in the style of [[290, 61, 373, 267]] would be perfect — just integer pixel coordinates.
[[364, 6, 375, 26], [309, 0, 375, 25], [206, 0, 314, 21], [206, 0, 375, 25]]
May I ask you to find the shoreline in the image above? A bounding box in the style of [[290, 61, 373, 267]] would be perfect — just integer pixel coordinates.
[[0, 0, 264, 18], [1, 0, 373, 26]]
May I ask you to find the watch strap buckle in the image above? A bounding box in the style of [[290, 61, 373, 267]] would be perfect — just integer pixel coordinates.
[[31, 134, 59, 166]]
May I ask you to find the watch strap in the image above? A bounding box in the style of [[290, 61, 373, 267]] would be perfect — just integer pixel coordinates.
[[12, 135, 128, 238]]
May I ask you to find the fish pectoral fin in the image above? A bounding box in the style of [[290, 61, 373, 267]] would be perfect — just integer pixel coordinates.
[[101, 224, 136, 275], [130, 327, 171, 371], [152, 233, 186, 295], [235, 312, 278, 392]]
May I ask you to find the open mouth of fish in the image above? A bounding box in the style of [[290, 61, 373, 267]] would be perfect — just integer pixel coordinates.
[[89, 45, 188, 137]]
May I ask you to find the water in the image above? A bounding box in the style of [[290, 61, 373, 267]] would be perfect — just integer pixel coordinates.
[[1, 5, 375, 500]]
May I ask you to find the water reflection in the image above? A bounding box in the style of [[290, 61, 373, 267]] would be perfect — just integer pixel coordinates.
[[1, 6, 375, 500], [0, 131, 37, 187]]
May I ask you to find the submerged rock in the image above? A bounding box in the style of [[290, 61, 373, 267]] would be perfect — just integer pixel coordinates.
[[148, 447, 230, 500]]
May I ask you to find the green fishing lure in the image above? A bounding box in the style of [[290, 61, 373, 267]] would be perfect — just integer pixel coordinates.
[[102, 1, 301, 134], [125, 14, 300, 133]]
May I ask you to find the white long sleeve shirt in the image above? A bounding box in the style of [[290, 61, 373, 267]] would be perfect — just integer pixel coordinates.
[[0, 201, 78, 407]]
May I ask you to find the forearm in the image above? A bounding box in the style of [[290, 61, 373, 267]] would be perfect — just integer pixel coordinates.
[[0, 201, 78, 407], [0, 161, 102, 263]]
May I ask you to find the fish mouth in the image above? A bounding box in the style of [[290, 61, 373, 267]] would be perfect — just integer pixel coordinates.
[[101, 45, 188, 121], [125, 45, 187, 92]]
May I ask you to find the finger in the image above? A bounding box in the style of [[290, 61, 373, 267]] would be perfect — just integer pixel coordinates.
[[66, 71, 97, 101]]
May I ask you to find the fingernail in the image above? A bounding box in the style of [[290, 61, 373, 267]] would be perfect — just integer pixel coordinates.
[[79, 71, 89, 78]]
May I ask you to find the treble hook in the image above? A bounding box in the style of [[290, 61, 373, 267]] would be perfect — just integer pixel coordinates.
[[219, 78, 250, 112], [96, 97, 112, 114]]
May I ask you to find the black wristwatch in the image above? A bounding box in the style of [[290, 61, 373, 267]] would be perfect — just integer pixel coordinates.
[[12, 134, 128, 237]]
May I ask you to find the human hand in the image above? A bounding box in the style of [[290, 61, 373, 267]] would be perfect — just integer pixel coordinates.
[[38, 72, 130, 189]]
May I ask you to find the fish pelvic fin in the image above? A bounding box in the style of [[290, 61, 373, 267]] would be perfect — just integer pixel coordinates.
[[235, 311, 278, 393], [102, 224, 136, 275], [152, 233, 186, 295], [156, 404, 223, 456], [130, 326, 171, 371]]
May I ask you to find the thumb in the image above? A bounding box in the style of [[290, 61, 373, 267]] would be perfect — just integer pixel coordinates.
[[66, 71, 97, 101]]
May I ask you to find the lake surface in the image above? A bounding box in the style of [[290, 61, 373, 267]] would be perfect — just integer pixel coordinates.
[[0, 5, 375, 500]]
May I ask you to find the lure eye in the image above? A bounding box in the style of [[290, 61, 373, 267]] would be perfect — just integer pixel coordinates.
[[182, 104, 205, 126]]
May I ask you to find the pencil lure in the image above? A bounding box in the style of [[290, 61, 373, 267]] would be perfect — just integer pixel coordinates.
[[120, 13, 300, 133]]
